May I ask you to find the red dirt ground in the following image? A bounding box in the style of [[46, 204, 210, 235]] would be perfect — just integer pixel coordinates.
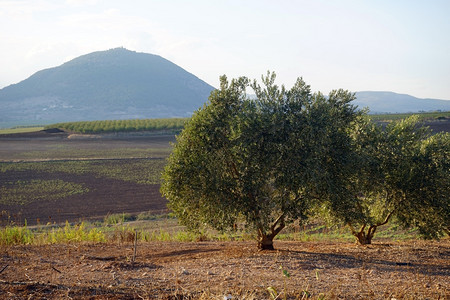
[[1, 239, 449, 299]]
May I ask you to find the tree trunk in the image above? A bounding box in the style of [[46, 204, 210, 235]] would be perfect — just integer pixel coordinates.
[[355, 230, 373, 245], [258, 234, 275, 250], [354, 224, 377, 245], [348, 211, 394, 245], [256, 215, 285, 250]]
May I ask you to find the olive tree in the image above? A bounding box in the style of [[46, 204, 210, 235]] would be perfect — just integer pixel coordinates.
[[161, 72, 359, 250], [339, 115, 450, 244]]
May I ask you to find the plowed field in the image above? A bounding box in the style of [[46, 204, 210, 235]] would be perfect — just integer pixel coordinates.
[[0, 133, 174, 226], [1, 240, 449, 299]]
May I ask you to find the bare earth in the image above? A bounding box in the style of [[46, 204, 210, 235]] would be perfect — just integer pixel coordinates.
[[1, 239, 449, 299], [0, 169, 167, 226], [0, 134, 174, 226]]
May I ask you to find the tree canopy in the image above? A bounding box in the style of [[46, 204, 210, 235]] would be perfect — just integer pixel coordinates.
[[339, 115, 450, 244], [161, 72, 360, 249]]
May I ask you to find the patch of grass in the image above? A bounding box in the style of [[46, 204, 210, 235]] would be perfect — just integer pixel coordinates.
[[0, 221, 105, 245], [0, 214, 427, 246], [136, 211, 173, 221], [44, 221, 106, 244], [0, 225, 34, 245], [104, 213, 136, 225]]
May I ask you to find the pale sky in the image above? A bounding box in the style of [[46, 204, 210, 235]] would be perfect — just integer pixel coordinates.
[[1, 0, 449, 99]]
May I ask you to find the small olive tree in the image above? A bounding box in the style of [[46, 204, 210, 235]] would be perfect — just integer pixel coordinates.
[[338, 115, 450, 244], [161, 72, 359, 249]]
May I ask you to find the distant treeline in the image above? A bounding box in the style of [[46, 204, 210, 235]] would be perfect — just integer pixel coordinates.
[[369, 111, 449, 122], [44, 111, 449, 134], [46, 118, 188, 134]]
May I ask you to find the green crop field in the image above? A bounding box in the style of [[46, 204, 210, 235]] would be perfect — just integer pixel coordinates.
[[46, 118, 188, 134], [369, 110, 449, 121], [0, 126, 44, 134]]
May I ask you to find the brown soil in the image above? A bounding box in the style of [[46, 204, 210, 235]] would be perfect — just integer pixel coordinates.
[[0, 168, 167, 226], [0, 133, 175, 226], [0, 240, 449, 299]]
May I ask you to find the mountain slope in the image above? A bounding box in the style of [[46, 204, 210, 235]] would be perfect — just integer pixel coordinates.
[[0, 48, 214, 127], [1, 49, 449, 128], [354, 91, 450, 113]]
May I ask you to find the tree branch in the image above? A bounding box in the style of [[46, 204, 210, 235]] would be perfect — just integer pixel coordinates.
[[376, 209, 395, 227], [359, 223, 366, 234], [270, 214, 285, 233], [269, 214, 285, 239]]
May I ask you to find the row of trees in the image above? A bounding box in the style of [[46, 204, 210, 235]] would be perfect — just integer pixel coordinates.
[[47, 118, 187, 134], [161, 72, 449, 250]]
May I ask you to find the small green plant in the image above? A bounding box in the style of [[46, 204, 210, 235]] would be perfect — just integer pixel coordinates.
[[301, 286, 311, 299], [268, 265, 291, 300]]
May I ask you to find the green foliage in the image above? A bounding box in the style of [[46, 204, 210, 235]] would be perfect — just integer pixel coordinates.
[[45, 118, 188, 134], [340, 115, 450, 244], [161, 72, 360, 249]]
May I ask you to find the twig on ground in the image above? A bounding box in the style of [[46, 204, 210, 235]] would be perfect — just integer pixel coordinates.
[[0, 264, 8, 274], [51, 266, 62, 273]]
